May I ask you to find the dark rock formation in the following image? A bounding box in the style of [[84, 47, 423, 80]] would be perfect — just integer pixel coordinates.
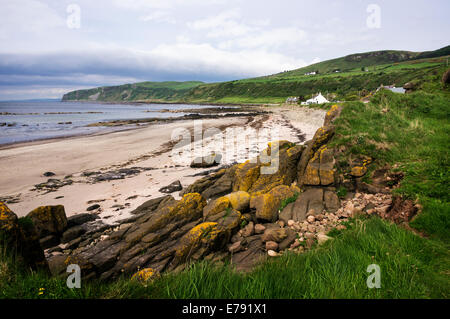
[[0, 202, 49, 272], [159, 180, 182, 194]]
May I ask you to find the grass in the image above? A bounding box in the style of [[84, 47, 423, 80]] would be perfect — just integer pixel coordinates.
[[1, 216, 448, 299], [329, 90, 450, 242]]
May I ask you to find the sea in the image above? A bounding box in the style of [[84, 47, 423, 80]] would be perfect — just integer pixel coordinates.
[[0, 100, 213, 145]]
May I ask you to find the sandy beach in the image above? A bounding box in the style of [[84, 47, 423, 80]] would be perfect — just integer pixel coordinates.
[[0, 105, 326, 223]]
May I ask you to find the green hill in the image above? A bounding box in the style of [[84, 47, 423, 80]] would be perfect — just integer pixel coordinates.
[[61, 81, 204, 102], [62, 46, 450, 104]]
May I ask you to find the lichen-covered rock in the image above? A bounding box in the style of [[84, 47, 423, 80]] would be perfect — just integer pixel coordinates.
[[298, 126, 335, 186], [233, 141, 303, 195], [233, 161, 260, 193], [250, 184, 299, 222], [27, 205, 67, 238], [0, 202, 49, 273], [349, 156, 372, 177], [303, 145, 336, 186], [203, 196, 231, 220], [131, 268, 159, 283], [324, 104, 342, 126], [171, 209, 241, 268], [125, 193, 206, 246], [0, 201, 17, 233], [224, 191, 250, 212]]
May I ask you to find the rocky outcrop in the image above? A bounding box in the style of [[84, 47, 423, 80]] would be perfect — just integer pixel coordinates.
[[190, 152, 222, 168], [27, 206, 67, 248], [59, 192, 243, 280], [159, 180, 182, 194], [37, 103, 407, 280], [250, 184, 300, 222], [0, 202, 49, 272]]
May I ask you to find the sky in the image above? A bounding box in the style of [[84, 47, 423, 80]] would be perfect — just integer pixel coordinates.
[[0, 0, 448, 100]]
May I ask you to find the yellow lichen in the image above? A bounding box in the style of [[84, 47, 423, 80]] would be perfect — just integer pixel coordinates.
[[203, 197, 231, 219], [131, 268, 159, 282]]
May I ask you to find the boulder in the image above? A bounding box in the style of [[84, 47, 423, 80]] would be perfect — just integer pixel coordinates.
[[250, 184, 299, 222], [190, 152, 222, 168], [324, 191, 340, 213], [279, 188, 324, 223], [159, 180, 182, 194], [130, 195, 176, 215], [26, 205, 67, 238], [261, 228, 288, 243], [233, 141, 303, 194], [224, 191, 250, 212], [241, 221, 254, 237], [0, 202, 49, 272], [303, 146, 336, 186], [203, 196, 231, 220], [67, 213, 98, 228], [298, 126, 335, 186], [65, 193, 208, 280]]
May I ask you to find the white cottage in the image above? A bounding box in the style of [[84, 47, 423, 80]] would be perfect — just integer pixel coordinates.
[[301, 93, 329, 105]]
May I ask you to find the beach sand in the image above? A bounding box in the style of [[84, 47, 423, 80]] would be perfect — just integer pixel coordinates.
[[0, 106, 326, 223]]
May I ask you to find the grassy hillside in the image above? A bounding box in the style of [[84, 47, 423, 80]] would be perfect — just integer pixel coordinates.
[[61, 81, 204, 102], [61, 46, 450, 104]]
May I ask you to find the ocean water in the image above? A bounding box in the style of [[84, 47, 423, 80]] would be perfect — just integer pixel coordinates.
[[0, 100, 213, 145]]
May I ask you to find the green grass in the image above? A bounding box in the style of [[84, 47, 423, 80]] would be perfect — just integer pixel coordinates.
[[329, 90, 449, 242], [1, 217, 448, 299]]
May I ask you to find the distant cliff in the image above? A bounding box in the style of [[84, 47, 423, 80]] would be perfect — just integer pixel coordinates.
[[62, 81, 204, 102]]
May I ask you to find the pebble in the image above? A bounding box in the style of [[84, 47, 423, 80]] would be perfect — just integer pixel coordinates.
[[267, 250, 279, 257], [254, 224, 266, 234], [307, 215, 315, 223], [265, 241, 279, 251]]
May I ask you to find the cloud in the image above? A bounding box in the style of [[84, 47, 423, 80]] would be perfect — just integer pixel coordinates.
[[139, 11, 176, 24], [187, 9, 255, 38], [0, 0, 65, 41]]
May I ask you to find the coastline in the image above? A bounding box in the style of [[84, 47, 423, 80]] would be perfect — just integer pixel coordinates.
[[0, 105, 326, 226]]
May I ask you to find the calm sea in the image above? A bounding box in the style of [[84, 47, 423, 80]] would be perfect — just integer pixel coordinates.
[[0, 100, 212, 145]]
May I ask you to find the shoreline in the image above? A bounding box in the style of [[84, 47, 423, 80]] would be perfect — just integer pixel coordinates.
[[0, 106, 326, 225], [0, 107, 267, 150], [60, 99, 274, 107]]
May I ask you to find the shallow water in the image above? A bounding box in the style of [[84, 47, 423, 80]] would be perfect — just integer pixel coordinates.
[[0, 100, 215, 145]]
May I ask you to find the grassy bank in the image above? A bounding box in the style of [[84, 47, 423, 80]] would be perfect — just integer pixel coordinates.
[[1, 216, 448, 298], [329, 90, 449, 242]]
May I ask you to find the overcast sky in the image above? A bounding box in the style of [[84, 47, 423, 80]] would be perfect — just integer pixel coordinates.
[[0, 0, 448, 100]]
